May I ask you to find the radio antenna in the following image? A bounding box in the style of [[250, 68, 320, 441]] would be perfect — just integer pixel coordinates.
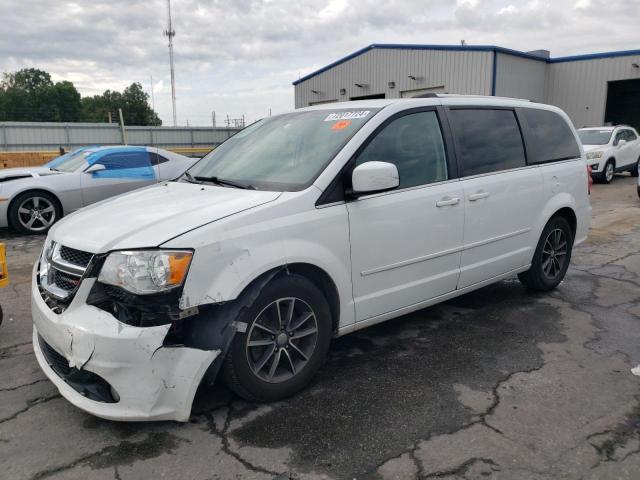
[[164, 0, 177, 126]]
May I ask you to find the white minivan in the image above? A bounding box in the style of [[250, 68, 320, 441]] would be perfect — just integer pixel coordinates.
[[32, 96, 591, 421]]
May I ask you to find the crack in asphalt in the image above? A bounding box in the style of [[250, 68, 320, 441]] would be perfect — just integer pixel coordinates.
[[203, 408, 282, 477], [30, 431, 189, 480], [0, 378, 48, 392], [422, 457, 500, 478], [0, 341, 32, 359], [0, 393, 60, 425]]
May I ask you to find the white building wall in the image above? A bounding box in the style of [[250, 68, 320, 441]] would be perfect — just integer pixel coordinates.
[[294, 47, 640, 130], [294, 48, 493, 108], [546, 55, 640, 128], [494, 52, 547, 102]]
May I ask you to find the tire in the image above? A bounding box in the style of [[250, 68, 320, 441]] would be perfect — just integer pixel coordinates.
[[8, 191, 61, 235], [222, 274, 332, 402], [631, 158, 639, 178], [518, 216, 574, 292], [601, 159, 615, 184]]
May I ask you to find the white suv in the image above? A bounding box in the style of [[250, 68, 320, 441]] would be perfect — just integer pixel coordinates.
[[32, 96, 591, 422], [578, 126, 640, 183]]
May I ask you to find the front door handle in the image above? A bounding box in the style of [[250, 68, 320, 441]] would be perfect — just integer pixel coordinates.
[[436, 196, 460, 207], [468, 191, 490, 201]]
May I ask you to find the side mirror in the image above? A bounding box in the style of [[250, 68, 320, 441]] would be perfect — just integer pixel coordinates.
[[85, 163, 106, 174], [617, 139, 627, 147], [352, 161, 399, 196]]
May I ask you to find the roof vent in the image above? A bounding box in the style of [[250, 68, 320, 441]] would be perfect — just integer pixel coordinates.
[[526, 49, 550, 59]]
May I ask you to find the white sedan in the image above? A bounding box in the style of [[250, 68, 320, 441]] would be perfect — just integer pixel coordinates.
[[0, 146, 197, 234], [578, 126, 640, 184]]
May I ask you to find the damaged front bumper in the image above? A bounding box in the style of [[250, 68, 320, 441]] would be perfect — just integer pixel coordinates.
[[31, 271, 219, 422]]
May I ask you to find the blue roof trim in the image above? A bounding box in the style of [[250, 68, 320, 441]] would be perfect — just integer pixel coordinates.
[[549, 49, 640, 63], [293, 44, 640, 85]]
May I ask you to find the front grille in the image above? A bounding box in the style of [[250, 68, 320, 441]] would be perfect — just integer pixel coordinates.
[[51, 269, 81, 292], [38, 242, 94, 312], [59, 246, 93, 268], [38, 334, 71, 375]]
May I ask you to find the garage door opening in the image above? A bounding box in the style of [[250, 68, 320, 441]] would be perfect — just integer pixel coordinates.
[[350, 93, 385, 101], [605, 79, 640, 131]]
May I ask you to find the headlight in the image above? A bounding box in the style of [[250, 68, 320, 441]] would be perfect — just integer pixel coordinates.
[[98, 250, 193, 295], [586, 151, 603, 160]]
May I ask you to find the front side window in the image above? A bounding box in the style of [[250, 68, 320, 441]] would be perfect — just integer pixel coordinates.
[[614, 130, 626, 145], [578, 129, 613, 145], [624, 129, 637, 141], [449, 109, 526, 176], [93, 151, 153, 170], [187, 109, 380, 191], [355, 111, 448, 189], [89, 151, 155, 179], [522, 108, 580, 163]]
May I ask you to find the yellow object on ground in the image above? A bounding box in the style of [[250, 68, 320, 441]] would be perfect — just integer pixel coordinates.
[[0, 243, 8, 288]]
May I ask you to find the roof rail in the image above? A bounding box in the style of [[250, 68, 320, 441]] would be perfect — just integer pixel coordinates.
[[409, 93, 531, 102]]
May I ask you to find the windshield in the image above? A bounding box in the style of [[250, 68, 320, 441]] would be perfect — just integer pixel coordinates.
[[186, 108, 380, 191], [45, 148, 92, 172], [578, 129, 613, 146]]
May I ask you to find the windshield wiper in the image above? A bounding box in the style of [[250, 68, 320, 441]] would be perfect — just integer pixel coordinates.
[[193, 175, 255, 190], [182, 171, 198, 183]]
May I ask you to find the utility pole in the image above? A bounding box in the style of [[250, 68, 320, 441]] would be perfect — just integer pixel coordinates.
[[212, 111, 216, 128], [149, 74, 156, 116], [164, 0, 177, 126], [118, 108, 127, 145]]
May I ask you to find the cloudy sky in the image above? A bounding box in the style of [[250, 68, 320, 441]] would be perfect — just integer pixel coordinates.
[[0, 0, 637, 125]]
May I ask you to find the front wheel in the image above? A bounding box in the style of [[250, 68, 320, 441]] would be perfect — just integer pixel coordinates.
[[222, 274, 332, 402], [601, 160, 615, 184], [8, 191, 61, 234], [518, 216, 573, 292]]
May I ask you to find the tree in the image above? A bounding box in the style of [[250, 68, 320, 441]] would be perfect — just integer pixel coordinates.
[[0, 68, 82, 122], [81, 82, 161, 126], [0, 69, 160, 125]]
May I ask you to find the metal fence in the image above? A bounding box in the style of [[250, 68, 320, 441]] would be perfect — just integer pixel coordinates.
[[0, 122, 241, 152]]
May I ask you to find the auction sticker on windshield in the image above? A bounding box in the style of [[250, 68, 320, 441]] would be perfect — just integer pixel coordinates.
[[324, 111, 370, 121]]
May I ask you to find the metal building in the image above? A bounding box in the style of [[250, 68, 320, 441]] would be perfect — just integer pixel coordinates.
[[293, 44, 640, 129]]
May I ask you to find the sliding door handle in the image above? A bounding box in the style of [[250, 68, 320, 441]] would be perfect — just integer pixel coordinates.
[[468, 191, 490, 201], [436, 196, 460, 207]]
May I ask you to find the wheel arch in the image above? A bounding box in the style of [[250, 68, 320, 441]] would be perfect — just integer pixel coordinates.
[[7, 188, 63, 229], [552, 206, 577, 239], [238, 262, 341, 334]]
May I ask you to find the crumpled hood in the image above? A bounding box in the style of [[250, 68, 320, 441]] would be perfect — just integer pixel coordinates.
[[0, 166, 59, 180], [49, 181, 281, 252]]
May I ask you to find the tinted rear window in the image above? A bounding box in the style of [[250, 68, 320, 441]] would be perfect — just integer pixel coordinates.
[[522, 108, 580, 163], [449, 109, 526, 176]]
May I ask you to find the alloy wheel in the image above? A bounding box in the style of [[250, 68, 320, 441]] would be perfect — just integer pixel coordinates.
[[541, 228, 568, 280], [17, 196, 56, 232], [605, 162, 614, 182], [245, 297, 319, 383]]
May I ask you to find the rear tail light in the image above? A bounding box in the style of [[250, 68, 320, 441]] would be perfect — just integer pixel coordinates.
[[587, 165, 593, 195]]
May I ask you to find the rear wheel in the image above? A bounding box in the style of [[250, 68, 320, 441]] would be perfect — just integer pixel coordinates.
[[222, 274, 332, 402], [630, 158, 639, 178], [518, 216, 573, 292], [8, 191, 61, 234]]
